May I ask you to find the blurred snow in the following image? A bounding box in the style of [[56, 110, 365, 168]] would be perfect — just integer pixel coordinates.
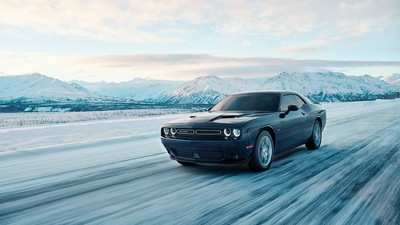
[[0, 108, 197, 128], [0, 112, 197, 154], [0, 99, 399, 224]]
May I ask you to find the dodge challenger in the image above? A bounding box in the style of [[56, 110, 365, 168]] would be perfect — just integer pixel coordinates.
[[161, 91, 326, 171]]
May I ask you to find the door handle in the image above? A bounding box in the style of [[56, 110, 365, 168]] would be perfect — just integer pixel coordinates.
[[301, 112, 305, 115]]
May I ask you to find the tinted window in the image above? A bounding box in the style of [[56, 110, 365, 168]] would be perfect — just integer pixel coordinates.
[[212, 93, 280, 112], [294, 95, 305, 107], [280, 94, 304, 111]]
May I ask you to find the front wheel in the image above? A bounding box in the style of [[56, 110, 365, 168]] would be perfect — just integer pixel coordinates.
[[306, 120, 322, 150], [248, 131, 274, 171]]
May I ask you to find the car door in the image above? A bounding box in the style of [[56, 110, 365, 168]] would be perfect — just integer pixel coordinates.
[[292, 94, 310, 142], [278, 94, 307, 151]]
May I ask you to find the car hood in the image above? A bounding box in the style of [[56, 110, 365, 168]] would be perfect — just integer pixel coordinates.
[[164, 111, 273, 127]]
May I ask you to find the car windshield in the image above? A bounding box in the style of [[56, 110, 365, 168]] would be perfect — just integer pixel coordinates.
[[211, 93, 280, 112]]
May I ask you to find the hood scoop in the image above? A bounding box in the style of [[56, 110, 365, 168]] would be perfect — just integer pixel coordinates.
[[220, 115, 239, 118], [210, 114, 246, 122]]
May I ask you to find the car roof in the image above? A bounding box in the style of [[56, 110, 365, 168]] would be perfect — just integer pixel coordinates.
[[229, 90, 312, 104]]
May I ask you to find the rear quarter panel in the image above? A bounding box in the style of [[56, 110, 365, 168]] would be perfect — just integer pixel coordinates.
[[305, 103, 327, 135]]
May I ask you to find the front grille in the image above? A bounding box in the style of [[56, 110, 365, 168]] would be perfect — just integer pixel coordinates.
[[171, 150, 224, 161], [177, 129, 194, 135], [173, 129, 225, 140], [195, 130, 221, 135]]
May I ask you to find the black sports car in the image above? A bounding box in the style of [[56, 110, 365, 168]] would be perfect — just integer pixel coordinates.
[[161, 91, 326, 171]]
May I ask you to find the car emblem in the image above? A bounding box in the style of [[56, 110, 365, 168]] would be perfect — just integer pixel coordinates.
[[193, 153, 200, 159]]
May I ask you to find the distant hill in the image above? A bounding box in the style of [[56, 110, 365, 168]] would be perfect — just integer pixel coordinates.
[[0, 73, 102, 102], [261, 71, 400, 102], [1, 72, 399, 105], [153, 72, 400, 103], [89, 78, 184, 102], [381, 73, 400, 85]]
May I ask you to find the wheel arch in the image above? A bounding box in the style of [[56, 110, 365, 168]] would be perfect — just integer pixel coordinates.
[[259, 126, 276, 148], [315, 117, 322, 127], [248, 126, 276, 171]]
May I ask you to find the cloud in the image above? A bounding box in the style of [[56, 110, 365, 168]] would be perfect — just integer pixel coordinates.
[[76, 54, 400, 80], [79, 53, 400, 68], [1, 52, 399, 81], [0, 0, 398, 43], [0, 0, 196, 42]]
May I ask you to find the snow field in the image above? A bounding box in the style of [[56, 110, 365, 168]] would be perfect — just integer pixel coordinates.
[[0, 108, 199, 128], [0, 99, 399, 224]]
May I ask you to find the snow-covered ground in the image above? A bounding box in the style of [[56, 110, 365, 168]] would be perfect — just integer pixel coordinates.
[[0, 108, 198, 128], [0, 99, 399, 224]]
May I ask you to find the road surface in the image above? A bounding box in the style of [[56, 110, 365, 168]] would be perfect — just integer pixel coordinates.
[[0, 100, 399, 224]]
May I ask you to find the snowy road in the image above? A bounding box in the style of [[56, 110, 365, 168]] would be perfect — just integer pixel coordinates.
[[1, 100, 399, 224]]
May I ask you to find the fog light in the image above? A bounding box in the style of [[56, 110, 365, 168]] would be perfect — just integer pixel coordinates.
[[233, 129, 241, 137], [223, 129, 231, 137], [231, 153, 239, 160], [171, 128, 177, 135]]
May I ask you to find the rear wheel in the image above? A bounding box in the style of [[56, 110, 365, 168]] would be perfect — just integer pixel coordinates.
[[306, 120, 322, 150], [248, 131, 274, 171], [177, 161, 195, 166]]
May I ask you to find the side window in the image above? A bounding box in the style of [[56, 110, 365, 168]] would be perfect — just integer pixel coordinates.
[[280, 95, 304, 111], [293, 95, 305, 108], [280, 95, 294, 111]]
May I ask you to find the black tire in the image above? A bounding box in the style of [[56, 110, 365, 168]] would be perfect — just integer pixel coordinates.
[[248, 131, 274, 171], [306, 120, 322, 150], [177, 161, 195, 166]]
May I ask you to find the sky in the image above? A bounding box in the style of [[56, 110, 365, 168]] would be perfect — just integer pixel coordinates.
[[0, 0, 399, 82]]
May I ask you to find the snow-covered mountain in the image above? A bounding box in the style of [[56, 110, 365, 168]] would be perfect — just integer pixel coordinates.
[[0, 73, 100, 102], [1, 72, 399, 104], [93, 78, 184, 102], [381, 73, 400, 85], [261, 72, 400, 102], [162, 72, 399, 104], [164, 76, 261, 104], [69, 80, 109, 92]]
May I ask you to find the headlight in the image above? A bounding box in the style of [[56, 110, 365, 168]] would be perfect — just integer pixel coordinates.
[[171, 128, 177, 135], [233, 129, 241, 137], [223, 129, 232, 137], [163, 127, 170, 135]]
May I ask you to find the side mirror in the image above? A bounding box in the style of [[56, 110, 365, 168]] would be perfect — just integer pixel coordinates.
[[288, 105, 299, 111], [280, 105, 299, 118], [207, 107, 213, 112]]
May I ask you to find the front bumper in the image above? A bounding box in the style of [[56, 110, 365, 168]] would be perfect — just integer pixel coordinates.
[[161, 137, 254, 164]]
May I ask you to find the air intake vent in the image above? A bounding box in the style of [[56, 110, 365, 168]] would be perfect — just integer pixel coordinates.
[[173, 129, 225, 140], [171, 150, 224, 161], [195, 130, 221, 135]]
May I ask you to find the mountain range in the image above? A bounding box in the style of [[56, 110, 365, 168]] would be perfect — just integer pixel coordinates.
[[1, 72, 399, 105], [0, 73, 100, 102], [380, 73, 400, 85]]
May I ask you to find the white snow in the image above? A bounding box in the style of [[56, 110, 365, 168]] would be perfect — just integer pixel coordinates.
[[381, 73, 400, 85], [0, 112, 195, 154], [91, 77, 184, 101], [0, 73, 97, 101], [0, 99, 399, 224], [4, 72, 398, 104], [165, 72, 400, 103], [262, 71, 396, 95], [168, 76, 260, 104], [0, 108, 199, 128]]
